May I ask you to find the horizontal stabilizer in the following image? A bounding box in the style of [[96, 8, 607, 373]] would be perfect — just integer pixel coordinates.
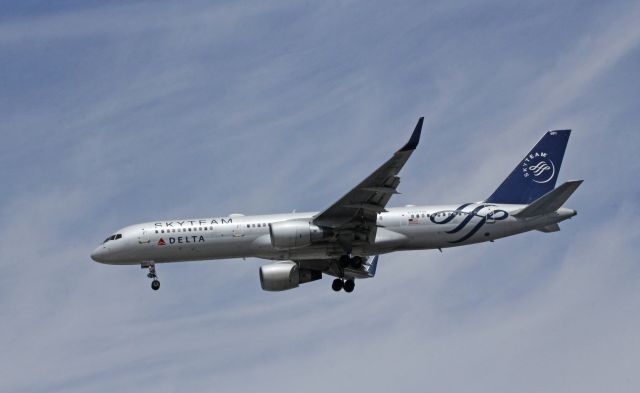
[[537, 224, 561, 233], [514, 180, 583, 218]]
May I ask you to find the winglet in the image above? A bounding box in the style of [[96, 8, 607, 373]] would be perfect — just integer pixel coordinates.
[[366, 255, 379, 277], [399, 117, 424, 151]]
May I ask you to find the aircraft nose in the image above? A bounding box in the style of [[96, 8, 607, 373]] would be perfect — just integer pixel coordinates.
[[91, 246, 108, 263]]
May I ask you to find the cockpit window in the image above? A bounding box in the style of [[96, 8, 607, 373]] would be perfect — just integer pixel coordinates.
[[103, 234, 122, 243]]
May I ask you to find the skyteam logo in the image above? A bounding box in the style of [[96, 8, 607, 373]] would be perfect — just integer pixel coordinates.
[[522, 151, 555, 184]]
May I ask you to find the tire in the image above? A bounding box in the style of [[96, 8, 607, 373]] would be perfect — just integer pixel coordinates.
[[349, 257, 363, 269], [343, 279, 355, 293], [151, 280, 160, 290], [331, 278, 343, 292]]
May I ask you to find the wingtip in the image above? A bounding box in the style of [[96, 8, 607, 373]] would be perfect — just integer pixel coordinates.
[[399, 117, 424, 151]]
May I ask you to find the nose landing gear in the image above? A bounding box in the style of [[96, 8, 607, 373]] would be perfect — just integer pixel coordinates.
[[142, 262, 160, 291]]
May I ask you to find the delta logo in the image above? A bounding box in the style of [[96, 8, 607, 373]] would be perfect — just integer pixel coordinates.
[[157, 236, 205, 246]]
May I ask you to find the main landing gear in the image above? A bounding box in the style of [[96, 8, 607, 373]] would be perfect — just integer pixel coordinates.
[[332, 278, 355, 293], [332, 254, 361, 293], [142, 262, 160, 291], [339, 255, 363, 269]]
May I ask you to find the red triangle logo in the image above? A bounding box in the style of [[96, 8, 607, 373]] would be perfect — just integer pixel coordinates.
[[158, 238, 166, 246]]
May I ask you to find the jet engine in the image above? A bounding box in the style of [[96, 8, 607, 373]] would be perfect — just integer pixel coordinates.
[[269, 220, 325, 250], [259, 261, 322, 291]]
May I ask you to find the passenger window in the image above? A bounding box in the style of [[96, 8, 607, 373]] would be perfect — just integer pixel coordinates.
[[155, 230, 158, 234], [188, 228, 192, 232], [161, 230, 164, 233], [246, 224, 250, 228]]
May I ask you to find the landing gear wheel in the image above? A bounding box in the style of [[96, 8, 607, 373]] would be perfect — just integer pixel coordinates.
[[349, 257, 363, 269], [343, 279, 355, 293], [332, 278, 344, 292], [142, 263, 160, 291]]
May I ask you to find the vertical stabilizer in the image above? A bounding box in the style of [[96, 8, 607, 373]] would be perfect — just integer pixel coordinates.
[[486, 130, 571, 204]]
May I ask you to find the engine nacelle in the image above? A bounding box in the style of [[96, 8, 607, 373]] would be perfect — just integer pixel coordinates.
[[269, 220, 324, 250], [259, 261, 322, 291]]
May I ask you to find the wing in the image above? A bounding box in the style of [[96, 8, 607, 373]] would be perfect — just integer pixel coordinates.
[[313, 117, 423, 251]]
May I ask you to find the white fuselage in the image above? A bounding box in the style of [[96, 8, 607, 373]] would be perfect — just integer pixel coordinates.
[[91, 203, 576, 265]]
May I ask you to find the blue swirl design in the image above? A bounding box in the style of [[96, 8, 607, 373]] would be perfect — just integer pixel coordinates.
[[529, 161, 551, 176], [429, 204, 509, 243]]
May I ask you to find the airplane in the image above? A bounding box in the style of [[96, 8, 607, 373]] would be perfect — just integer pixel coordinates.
[[91, 118, 582, 293]]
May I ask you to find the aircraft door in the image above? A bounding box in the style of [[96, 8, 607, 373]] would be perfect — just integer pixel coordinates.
[[138, 228, 151, 244], [232, 224, 245, 238], [400, 213, 408, 227]]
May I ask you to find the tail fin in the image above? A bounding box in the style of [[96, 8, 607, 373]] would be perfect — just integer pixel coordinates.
[[486, 130, 571, 204], [514, 180, 583, 218]]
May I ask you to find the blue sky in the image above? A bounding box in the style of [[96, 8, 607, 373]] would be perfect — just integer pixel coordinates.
[[1, 1, 639, 392]]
